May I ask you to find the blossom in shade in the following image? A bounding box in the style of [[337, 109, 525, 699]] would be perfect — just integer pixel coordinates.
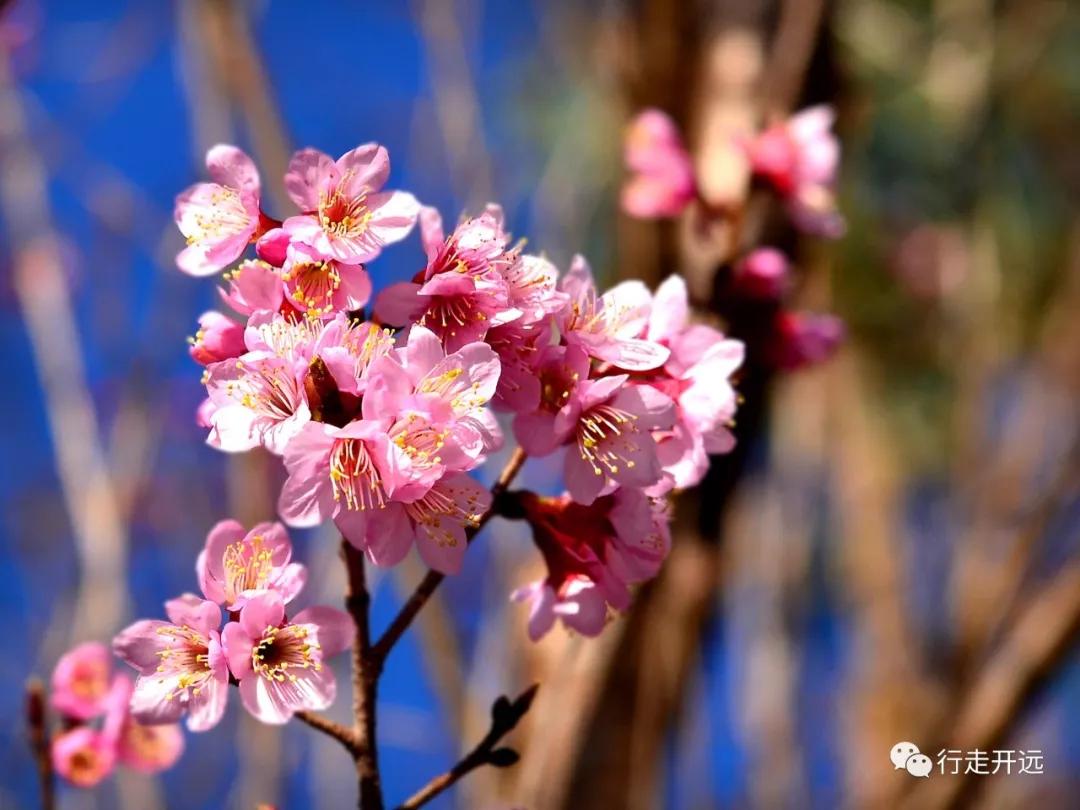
[[561, 375, 675, 505], [189, 311, 246, 366], [375, 205, 519, 352], [108, 675, 185, 774], [621, 109, 697, 219], [175, 145, 263, 276], [312, 316, 396, 399], [280, 240, 372, 319], [282, 144, 419, 263], [221, 592, 354, 724], [50, 641, 112, 721], [746, 106, 845, 238], [732, 247, 791, 300], [51, 727, 117, 788], [643, 276, 744, 490], [557, 255, 669, 371], [197, 519, 307, 610], [112, 595, 229, 732], [510, 344, 590, 455], [511, 489, 671, 640], [485, 318, 552, 413]]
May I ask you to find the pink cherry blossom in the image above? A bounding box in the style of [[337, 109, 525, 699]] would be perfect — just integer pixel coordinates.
[[485, 318, 552, 413], [511, 344, 590, 455], [282, 144, 419, 263], [221, 591, 354, 724], [197, 519, 307, 610], [747, 106, 845, 238], [277, 418, 407, 546], [189, 311, 246, 366], [312, 315, 396, 398], [280, 240, 372, 319], [375, 205, 520, 352], [642, 276, 744, 490], [175, 145, 263, 276], [557, 255, 669, 371], [621, 109, 697, 219], [112, 595, 229, 732], [107, 675, 185, 774], [219, 258, 285, 316], [511, 489, 671, 640], [50, 641, 112, 721], [51, 726, 117, 787], [561, 376, 675, 505]]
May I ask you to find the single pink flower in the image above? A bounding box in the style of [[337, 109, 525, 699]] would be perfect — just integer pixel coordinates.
[[621, 109, 697, 219], [221, 591, 354, 725], [642, 276, 744, 489], [312, 316, 396, 398], [510, 489, 671, 640], [280, 240, 372, 319], [197, 519, 307, 610], [282, 144, 419, 263], [375, 205, 520, 352], [175, 145, 263, 276], [106, 675, 185, 775], [50, 641, 112, 721], [485, 318, 552, 413], [557, 255, 669, 371], [511, 344, 590, 456], [219, 258, 286, 316], [562, 376, 675, 505], [51, 726, 117, 788], [189, 311, 247, 366], [276, 418, 407, 546], [112, 595, 229, 732], [732, 247, 791, 300], [746, 106, 845, 238]]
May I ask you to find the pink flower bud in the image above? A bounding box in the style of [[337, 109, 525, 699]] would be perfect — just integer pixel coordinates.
[[50, 642, 112, 721], [733, 248, 791, 300], [189, 311, 246, 366]]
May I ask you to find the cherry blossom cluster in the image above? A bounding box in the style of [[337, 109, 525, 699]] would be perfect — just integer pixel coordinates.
[[621, 106, 845, 368], [47, 642, 183, 787]]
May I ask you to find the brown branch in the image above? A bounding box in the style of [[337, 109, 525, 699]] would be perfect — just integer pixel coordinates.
[[395, 685, 538, 810], [342, 539, 383, 810], [25, 679, 53, 810], [371, 447, 528, 664], [294, 710, 359, 753]]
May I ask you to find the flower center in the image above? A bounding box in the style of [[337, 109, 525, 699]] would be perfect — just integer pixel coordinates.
[[71, 662, 109, 700], [577, 404, 640, 477], [392, 418, 449, 470], [319, 178, 372, 238], [154, 626, 213, 699], [223, 534, 274, 603], [252, 624, 320, 683], [283, 259, 342, 317], [329, 438, 387, 511], [184, 186, 250, 244], [223, 360, 302, 420], [404, 486, 483, 547]]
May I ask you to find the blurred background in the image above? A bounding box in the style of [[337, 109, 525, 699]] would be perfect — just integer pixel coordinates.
[[1, 0, 1078, 808]]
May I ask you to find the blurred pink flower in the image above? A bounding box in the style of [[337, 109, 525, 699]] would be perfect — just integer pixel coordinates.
[[107, 675, 185, 775], [732, 247, 791, 300], [621, 109, 697, 219], [221, 592, 353, 724], [50, 641, 112, 721], [197, 519, 307, 610], [557, 255, 669, 371], [747, 106, 845, 238], [51, 727, 116, 788], [767, 311, 845, 370], [282, 144, 419, 263], [175, 145, 263, 276], [112, 595, 229, 732]]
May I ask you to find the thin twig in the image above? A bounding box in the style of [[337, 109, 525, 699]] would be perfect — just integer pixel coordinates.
[[372, 447, 528, 664], [294, 710, 359, 752], [395, 685, 538, 810], [25, 679, 53, 810]]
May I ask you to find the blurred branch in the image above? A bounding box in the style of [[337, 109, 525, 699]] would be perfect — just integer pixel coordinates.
[[395, 685, 537, 810], [25, 679, 53, 810], [0, 44, 130, 643]]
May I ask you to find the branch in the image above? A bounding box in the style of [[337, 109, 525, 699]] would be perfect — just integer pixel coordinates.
[[25, 679, 53, 810], [371, 447, 528, 664], [395, 684, 539, 810], [294, 710, 358, 753]]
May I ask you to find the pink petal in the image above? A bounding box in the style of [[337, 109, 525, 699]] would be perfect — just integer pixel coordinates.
[[185, 676, 228, 732], [164, 595, 221, 638], [336, 143, 390, 197], [284, 148, 335, 211], [293, 606, 355, 658], [113, 620, 171, 675], [239, 591, 285, 639], [206, 144, 260, 197], [373, 282, 424, 326], [221, 622, 255, 680]]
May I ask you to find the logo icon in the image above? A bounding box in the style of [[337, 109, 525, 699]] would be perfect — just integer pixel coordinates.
[[890, 741, 931, 778]]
